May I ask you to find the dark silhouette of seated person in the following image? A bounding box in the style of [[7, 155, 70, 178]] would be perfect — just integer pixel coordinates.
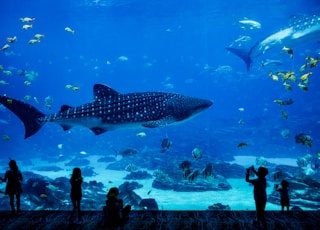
[[103, 187, 131, 228], [245, 166, 268, 228], [0, 160, 23, 215], [276, 180, 290, 213], [70, 167, 83, 222]]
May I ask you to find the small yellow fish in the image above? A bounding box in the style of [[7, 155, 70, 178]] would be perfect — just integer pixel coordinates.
[[2, 70, 12, 76], [237, 142, 248, 148], [277, 71, 286, 79], [297, 83, 308, 91], [269, 72, 279, 81], [273, 99, 285, 105], [2, 135, 10, 141], [24, 95, 31, 100], [136, 132, 147, 137], [284, 71, 295, 81], [283, 82, 292, 91], [6, 98, 13, 104], [33, 97, 39, 104], [299, 63, 308, 72], [282, 46, 293, 59], [65, 84, 73, 89], [72, 86, 80, 91], [65, 27, 75, 34], [24, 80, 31, 86], [45, 103, 52, 110], [0, 80, 9, 85], [280, 110, 288, 119], [28, 39, 40, 44], [288, 74, 296, 82], [34, 34, 45, 39], [0, 44, 10, 51], [238, 118, 244, 125], [20, 17, 35, 23], [6, 36, 17, 43], [306, 56, 319, 68], [40, 194, 48, 198], [22, 24, 33, 30], [300, 71, 312, 82]]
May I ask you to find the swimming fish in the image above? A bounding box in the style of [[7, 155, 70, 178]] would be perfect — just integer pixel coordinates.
[[227, 14, 320, 70], [273, 99, 294, 106], [295, 133, 312, 147], [280, 110, 288, 119], [237, 142, 248, 148], [0, 84, 212, 139], [160, 138, 172, 153], [65, 27, 75, 34], [202, 163, 214, 178], [179, 160, 192, 171], [187, 169, 199, 183], [191, 147, 203, 160], [238, 18, 262, 29]]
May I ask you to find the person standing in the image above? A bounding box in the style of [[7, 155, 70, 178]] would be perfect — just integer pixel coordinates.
[[0, 160, 23, 215], [276, 180, 290, 213], [70, 167, 83, 222], [246, 166, 269, 228], [103, 187, 131, 228]]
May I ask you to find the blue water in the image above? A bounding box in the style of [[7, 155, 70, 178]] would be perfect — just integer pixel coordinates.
[[1, 0, 320, 210]]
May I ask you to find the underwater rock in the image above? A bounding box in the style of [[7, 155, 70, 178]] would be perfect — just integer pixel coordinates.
[[173, 177, 232, 192], [119, 181, 143, 191], [97, 156, 116, 163], [86, 180, 105, 191], [139, 198, 159, 210], [65, 158, 90, 166], [124, 171, 153, 180], [208, 203, 230, 210], [23, 171, 49, 180], [152, 176, 175, 190], [32, 166, 63, 172], [21, 158, 33, 166], [214, 163, 245, 178], [152, 173, 232, 192], [119, 181, 143, 209], [82, 166, 96, 177]]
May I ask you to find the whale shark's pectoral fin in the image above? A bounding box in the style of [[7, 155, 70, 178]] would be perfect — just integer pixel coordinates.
[[61, 125, 72, 131], [90, 127, 107, 135], [142, 117, 176, 128]]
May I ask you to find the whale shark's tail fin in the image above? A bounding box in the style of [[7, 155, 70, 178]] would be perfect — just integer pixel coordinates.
[[226, 47, 252, 71], [0, 95, 45, 139]]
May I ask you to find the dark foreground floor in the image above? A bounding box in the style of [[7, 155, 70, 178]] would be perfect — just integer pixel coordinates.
[[0, 210, 319, 230]]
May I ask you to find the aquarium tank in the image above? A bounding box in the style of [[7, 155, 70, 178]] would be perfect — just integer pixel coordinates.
[[0, 0, 320, 211]]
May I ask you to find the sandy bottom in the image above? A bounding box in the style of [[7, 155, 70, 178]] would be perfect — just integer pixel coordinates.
[[1, 155, 294, 211]]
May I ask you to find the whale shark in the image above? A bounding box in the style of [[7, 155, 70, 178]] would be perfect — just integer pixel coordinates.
[[0, 84, 213, 139], [226, 14, 320, 71]]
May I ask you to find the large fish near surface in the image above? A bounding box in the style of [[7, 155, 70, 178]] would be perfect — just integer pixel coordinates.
[[226, 14, 320, 71], [0, 84, 212, 139]]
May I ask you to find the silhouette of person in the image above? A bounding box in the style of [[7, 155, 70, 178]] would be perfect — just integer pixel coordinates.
[[70, 167, 83, 222], [0, 159, 23, 215], [276, 180, 290, 213], [246, 166, 268, 228], [103, 187, 131, 228]]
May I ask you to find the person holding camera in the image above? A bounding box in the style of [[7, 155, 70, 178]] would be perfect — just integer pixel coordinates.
[[275, 180, 290, 213], [245, 165, 269, 228]]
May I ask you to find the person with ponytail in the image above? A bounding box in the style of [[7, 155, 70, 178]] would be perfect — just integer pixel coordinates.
[[0, 159, 23, 215]]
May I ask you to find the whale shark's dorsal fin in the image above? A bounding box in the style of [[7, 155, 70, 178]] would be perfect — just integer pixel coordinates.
[[93, 84, 120, 100]]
